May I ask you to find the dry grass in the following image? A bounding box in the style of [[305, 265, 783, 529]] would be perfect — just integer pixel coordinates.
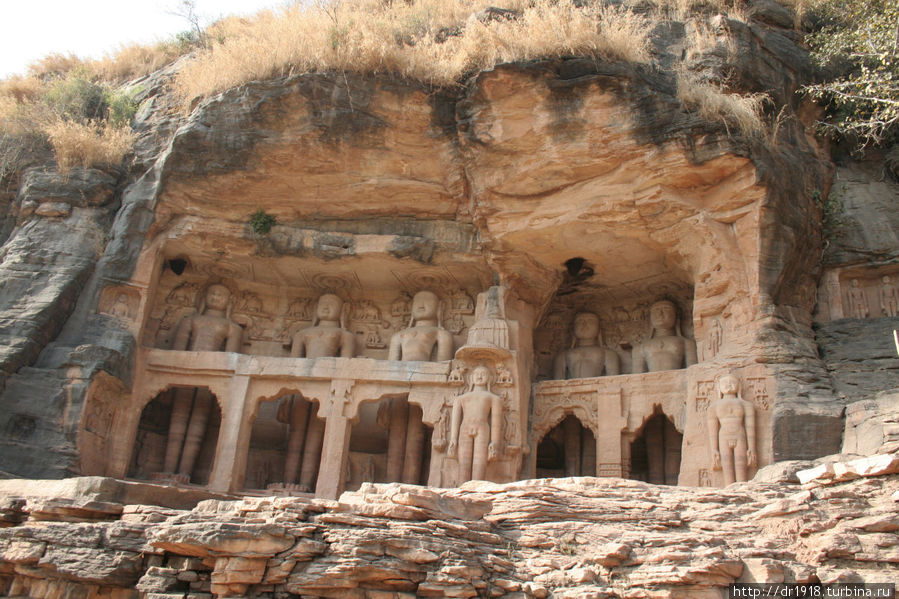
[[44, 119, 134, 172], [644, 0, 750, 21], [676, 70, 768, 137], [87, 42, 187, 81], [174, 0, 652, 100]]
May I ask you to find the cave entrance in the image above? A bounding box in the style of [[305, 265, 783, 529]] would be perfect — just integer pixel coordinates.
[[244, 394, 324, 493], [129, 387, 221, 485], [536, 414, 596, 477], [628, 407, 682, 485], [346, 396, 432, 491]]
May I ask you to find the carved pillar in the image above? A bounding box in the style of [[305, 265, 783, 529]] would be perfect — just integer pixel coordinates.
[[315, 415, 350, 499], [646, 416, 665, 485], [109, 398, 145, 478], [299, 404, 325, 492], [402, 404, 425, 484], [164, 388, 194, 473], [581, 427, 596, 476], [283, 397, 310, 485], [209, 375, 251, 493], [563, 416, 581, 477], [664, 418, 682, 485], [596, 391, 626, 478], [178, 389, 214, 477], [386, 397, 409, 482], [620, 433, 632, 479]]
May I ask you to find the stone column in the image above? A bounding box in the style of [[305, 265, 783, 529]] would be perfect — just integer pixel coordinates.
[[563, 416, 581, 477], [178, 389, 214, 478], [664, 418, 682, 485], [283, 397, 310, 485], [299, 405, 325, 492], [645, 416, 665, 485], [402, 403, 425, 485], [315, 412, 351, 499], [581, 427, 596, 476], [596, 391, 627, 478], [208, 375, 251, 493], [164, 388, 194, 473], [386, 398, 409, 483]]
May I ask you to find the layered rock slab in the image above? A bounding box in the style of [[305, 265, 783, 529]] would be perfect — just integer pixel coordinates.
[[0, 460, 897, 598]]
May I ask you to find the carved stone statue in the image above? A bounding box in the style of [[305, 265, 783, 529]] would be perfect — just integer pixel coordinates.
[[172, 284, 244, 353], [447, 365, 504, 483], [848, 279, 869, 319], [388, 290, 453, 361], [164, 284, 244, 480], [553, 312, 620, 379], [707, 373, 757, 484], [290, 294, 355, 358], [632, 300, 697, 373], [880, 275, 897, 317]]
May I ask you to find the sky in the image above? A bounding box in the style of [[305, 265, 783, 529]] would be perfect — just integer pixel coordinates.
[[1, 0, 284, 79]]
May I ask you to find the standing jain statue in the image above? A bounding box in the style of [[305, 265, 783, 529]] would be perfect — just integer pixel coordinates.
[[164, 283, 244, 479], [447, 365, 504, 483], [388, 290, 454, 361], [553, 311, 620, 379], [707, 373, 757, 484], [632, 299, 697, 372], [290, 293, 355, 358]]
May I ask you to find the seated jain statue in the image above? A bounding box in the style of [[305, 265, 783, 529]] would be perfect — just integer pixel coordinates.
[[164, 284, 244, 479], [447, 365, 504, 483], [707, 374, 757, 484], [388, 290, 453, 361], [632, 299, 697, 373], [291, 293, 355, 358], [553, 312, 620, 379], [172, 283, 243, 353]]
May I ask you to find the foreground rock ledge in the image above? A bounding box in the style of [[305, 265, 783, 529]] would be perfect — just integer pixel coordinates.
[[1, 461, 898, 599]]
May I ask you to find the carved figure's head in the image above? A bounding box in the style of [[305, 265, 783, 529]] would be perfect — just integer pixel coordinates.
[[204, 284, 231, 313], [884, 275, 892, 284], [649, 300, 678, 331], [471, 364, 492, 387], [851, 279, 860, 288], [315, 293, 343, 324], [411, 290, 439, 323], [572, 312, 600, 341], [717, 373, 740, 398]]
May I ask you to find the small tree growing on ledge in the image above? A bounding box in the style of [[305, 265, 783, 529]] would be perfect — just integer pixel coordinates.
[[250, 210, 277, 235], [803, 0, 899, 149]]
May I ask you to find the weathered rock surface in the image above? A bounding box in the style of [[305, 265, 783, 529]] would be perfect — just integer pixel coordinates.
[[0, 460, 897, 598]]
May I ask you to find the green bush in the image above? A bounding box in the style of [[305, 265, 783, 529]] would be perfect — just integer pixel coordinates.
[[250, 210, 277, 235], [43, 72, 107, 123]]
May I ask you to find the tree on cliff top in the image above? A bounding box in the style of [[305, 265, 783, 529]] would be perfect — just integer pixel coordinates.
[[803, 0, 899, 149]]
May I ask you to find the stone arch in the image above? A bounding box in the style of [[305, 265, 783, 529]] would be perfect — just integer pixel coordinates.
[[532, 403, 599, 448], [128, 385, 223, 485], [346, 393, 432, 490], [242, 388, 324, 493], [534, 411, 597, 478], [627, 404, 682, 485]]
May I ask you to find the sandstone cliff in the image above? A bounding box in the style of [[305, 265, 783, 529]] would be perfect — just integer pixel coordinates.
[[1, 455, 897, 598]]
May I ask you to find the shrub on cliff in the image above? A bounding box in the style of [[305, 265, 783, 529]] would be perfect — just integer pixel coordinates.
[[803, 0, 899, 148], [0, 71, 137, 175]]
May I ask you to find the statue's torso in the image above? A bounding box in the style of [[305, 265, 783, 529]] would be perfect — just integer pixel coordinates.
[[564, 346, 607, 378], [188, 314, 234, 351], [714, 396, 747, 441], [458, 390, 495, 436], [643, 336, 686, 371], [299, 327, 346, 358], [398, 326, 440, 361]]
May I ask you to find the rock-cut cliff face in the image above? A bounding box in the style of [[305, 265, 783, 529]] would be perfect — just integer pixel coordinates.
[[0, 0, 895, 508]]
